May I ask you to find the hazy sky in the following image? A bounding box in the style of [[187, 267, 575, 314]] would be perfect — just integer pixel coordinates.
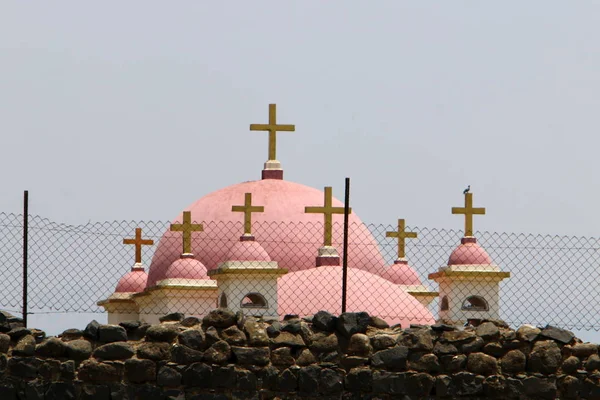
[[2, 2, 600, 337], [2, 1, 600, 236]]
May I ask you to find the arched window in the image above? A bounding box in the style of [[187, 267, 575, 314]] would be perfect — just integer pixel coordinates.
[[461, 296, 488, 311], [440, 296, 449, 311], [219, 293, 228, 308], [241, 293, 268, 308]]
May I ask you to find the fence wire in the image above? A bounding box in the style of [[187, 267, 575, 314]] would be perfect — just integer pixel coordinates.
[[0, 212, 598, 330]]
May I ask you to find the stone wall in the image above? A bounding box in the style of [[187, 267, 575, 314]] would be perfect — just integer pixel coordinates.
[[0, 309, 597, 399]]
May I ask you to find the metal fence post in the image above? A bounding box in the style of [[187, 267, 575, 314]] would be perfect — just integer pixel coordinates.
[[342, 178, 350, 313], [22, 190, 28, 328]]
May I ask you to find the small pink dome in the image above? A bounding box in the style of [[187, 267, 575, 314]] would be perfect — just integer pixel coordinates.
[[278, 267, 435, 326], [115, 269, 148, 293], [162, 257, 209, 283], [448, 238, 492, 265], [380, 262, 422, 286], [227, 240, 271, 261]]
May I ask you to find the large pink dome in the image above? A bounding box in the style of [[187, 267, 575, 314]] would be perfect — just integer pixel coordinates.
[[115, 269, 148, 293], [448, 238, 492, 265], [148, 179, 394, 288], [278, 267, 435, 326], [158, 257, 209, 284]]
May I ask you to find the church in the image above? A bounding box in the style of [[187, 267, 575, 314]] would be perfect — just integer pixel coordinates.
[[98, 104, 510, 327]]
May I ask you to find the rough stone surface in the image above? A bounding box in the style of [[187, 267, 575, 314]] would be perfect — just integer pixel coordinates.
[[476, 322, 500, 340], [145, 325, 179, 343], [312, 311, 337, 332], [528, 340, 562, 374], [243, 320, 269, 346], [13, 335, 35, 356], [97, 325, 127, 343], [125, 358, 156, 383], [467, 352, 498, 376], [221, 325, 247, 346], [202, 308, 236, 329], [93, 342, 134, 360], [336, 312, 370, 338], [540, 324, 575, 344], [516, 324, 541, 342], [159, 312, 184, 323], [500, 349, 526, 374], [203, 340, 231, 364], [4, 309, 600, 399], [178, 329, 205, 351], [137, 342, 171, 361], [35, 337, 67, 358]]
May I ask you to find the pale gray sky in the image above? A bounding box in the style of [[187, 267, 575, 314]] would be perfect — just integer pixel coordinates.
[[2, 2, 600, 337]]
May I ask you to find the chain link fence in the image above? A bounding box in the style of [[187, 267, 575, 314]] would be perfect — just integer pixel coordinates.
[[0, 212, 598, 330]]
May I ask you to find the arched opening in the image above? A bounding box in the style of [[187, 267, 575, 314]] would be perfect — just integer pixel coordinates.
[[241, 293, 268, 308], [440, 296, 449, 311], [461, 296, 488, 311], [219, 293, 228, 308]]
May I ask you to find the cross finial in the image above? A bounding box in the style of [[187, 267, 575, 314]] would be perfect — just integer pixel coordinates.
[[170, 211, 204, 255], [123, 228, 154, 264], [305, 187, 351, 246], [232, 193, 265, 237], [250, 104, 295, 161], [452, 192, 485, 237], [386, 219, 417, 261]]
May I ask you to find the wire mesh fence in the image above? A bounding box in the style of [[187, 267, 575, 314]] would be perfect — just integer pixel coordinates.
[[0, 212, 598, 330]]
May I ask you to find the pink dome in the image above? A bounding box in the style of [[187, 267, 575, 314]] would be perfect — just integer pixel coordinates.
[[162, 257, 209, 283], [380, 261, 423, 286], [448, 238, 492, 265], [148, 179, 389, 288], [278, 267, 435, 327], [227, 240, 271, 262], [115, 269, 148, 293]]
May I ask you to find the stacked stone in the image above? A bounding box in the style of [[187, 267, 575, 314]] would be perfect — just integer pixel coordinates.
[[0, 309, 598, 399]]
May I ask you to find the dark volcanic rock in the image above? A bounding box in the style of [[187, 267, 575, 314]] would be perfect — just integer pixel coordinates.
[[202, 308, 236, 329], [35, 337, 67, 358], [561, 355, 581, 374], [203, 340, 231, 364], [243, 320, 269, 346], [78, 360, 120, 383], [182, 362, 212, 388], [345, 367, 372, 392], [125, 358, 156, 383], [159, 313, 184, 323], [336, 312, 370, 338], [145, 325, 179, 343], [0, 334, 9, 353], [232, 346, 270, 366], [13, 335, 35, 356], [97, 325, 127, 343], [475, 322, 500, 341], [171, 344, 204, 365], [221, 325, 247, 346], [180, 316, 200, 327], [467, 352, 498, 376], [65, 339, 92, 361], [178, 329, 205, 350], [540, 325, 575, 344], [523, 376, 557, 399], [371, 346, 409, 370], [157, 365, 181, 387], [93, 342, 134, 360], [528, 340, 562, 374], [312, 311, 337, 332], [500, 349, 526, 374], [347, 333, 372, 356], [8, 327, 31, 341], [271, 347, 295, 366], [399, 328, 434, 352], [137, 342, 171, 361]]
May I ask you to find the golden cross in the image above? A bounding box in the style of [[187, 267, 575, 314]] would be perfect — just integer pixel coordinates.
[[386, 219, 417, 259], [249, 104, 295, 161], [452, 192, 485, 237], [123, 228, 154, 264], [305, 187, 351, 246], [232, 193, 264, 235], [170, 211, 203, 254]]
